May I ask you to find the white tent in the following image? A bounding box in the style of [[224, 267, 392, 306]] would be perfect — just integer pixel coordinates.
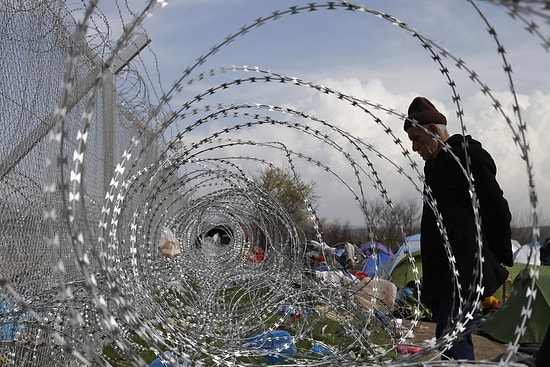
[[513, 242, 540, 265]]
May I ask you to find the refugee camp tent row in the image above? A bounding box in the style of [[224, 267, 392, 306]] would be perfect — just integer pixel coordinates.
[[383, 235, 523, 289]]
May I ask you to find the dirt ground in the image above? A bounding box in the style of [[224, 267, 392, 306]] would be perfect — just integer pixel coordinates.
[[400, 320, 510, 362]]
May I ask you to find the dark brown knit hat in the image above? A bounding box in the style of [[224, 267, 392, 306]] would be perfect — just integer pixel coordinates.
[[403, 96, 447, 131]]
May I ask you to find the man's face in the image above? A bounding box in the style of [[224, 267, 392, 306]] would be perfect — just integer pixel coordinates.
[[406, 125, 440, 161]]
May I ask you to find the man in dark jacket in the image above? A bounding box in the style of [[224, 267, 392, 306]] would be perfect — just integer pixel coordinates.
[[404, 96, 513, 360]]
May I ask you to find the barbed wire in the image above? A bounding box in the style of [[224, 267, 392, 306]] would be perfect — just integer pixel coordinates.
[[1, 0, 548, 366]]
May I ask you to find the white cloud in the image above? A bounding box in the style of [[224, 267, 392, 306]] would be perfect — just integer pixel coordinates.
[[456, 91, 550, 222], [164, 70, 550, 228], [110, 0, 550, 229]]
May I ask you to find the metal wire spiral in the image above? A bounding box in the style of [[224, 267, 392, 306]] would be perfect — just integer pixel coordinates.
[[1, 1, 549, 366]]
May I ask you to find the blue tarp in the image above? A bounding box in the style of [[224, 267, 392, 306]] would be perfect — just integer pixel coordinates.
[[148, 351, 190, 367], [0, 293, 42, 341], [244, 330, 297, 363]]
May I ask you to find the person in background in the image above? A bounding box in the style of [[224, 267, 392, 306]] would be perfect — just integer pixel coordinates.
[[403, 96, 513, 360], [540, 237, 550, 265]]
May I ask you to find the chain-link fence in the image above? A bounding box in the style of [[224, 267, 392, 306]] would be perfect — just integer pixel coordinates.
[[1, 1, 162, 365]]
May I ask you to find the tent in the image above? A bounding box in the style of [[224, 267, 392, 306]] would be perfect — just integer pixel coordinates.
[[384, 235, 522, 290], [511, 239, 522, 254], [357, 253, 392, 278], [513, 242, 541, 265], [477, 264, 550, 345], [357, 241, 393, 277], [383, 234, 422, 289], [359, 241, 392, 257]]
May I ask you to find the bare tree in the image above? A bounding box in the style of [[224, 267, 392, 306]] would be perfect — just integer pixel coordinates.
[[362, 197, 421, 251], [301, 197, 420, 249], [511, 210, 550, 245], [305, 218, 359, 245]]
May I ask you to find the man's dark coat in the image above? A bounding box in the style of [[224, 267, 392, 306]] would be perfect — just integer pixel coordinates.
[[420, 134, 513, 305]]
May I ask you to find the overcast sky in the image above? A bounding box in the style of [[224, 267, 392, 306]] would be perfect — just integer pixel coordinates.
[[97, 1, 550, 230]]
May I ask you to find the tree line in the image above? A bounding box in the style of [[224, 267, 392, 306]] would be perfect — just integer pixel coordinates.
[[253, 166, 547, 251]]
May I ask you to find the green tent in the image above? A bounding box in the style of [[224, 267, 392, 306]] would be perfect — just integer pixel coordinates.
[[388, 253, 423, 289], [385, 234, 422, 289], [477, 264, 550, 344]]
